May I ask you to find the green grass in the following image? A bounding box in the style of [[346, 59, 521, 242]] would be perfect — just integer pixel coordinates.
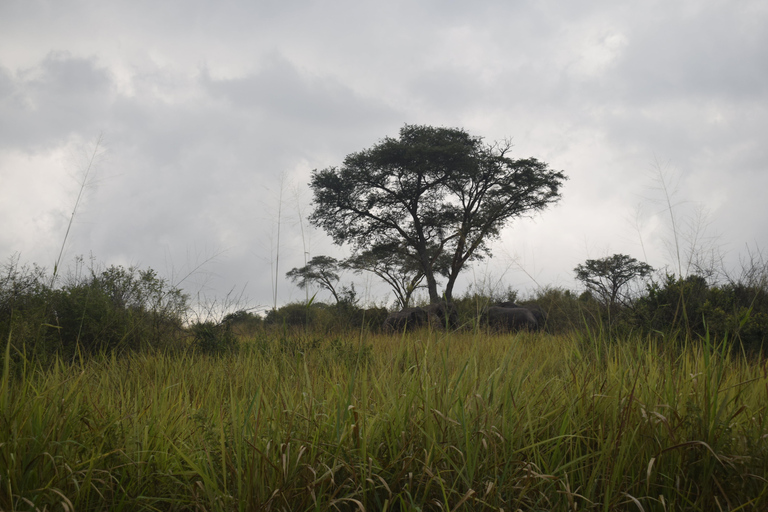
[[1, 329, 767, 511]]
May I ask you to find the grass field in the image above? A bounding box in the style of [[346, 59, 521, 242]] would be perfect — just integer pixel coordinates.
[[2, 329, 767, 511]]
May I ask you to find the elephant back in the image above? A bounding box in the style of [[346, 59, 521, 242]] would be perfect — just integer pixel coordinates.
[[484, 306, 538, 331], [384, 306, 428, 332]]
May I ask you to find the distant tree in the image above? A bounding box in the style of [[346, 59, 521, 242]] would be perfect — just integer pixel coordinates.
[[286, 256, 342, 303], [574, 254, 654, 312], [337, 283, 359, 307], [309, 124, 567, 303], [343, 242, 426, 309]]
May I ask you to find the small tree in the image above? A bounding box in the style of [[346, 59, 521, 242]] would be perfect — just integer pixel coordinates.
[[343, 242, 426, 309], [574, 254, 653, 313], [286, 255, 342, 304]]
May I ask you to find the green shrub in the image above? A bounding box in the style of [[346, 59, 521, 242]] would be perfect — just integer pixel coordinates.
[[264, 302, 329, 328], [523, 286, 601, 334], [635, 274, 768, 353], [264, 302, 389, 333], [189, 320, 238, 355], [50, 265, 187, 356], [0, 257, 188, 360], [635, 274, 709, 336], [223, 309, 263, 337]]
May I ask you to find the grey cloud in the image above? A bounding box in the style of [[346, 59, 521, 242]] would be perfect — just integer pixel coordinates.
[[13, 51, 403, 306], [614, 17, 767, 102], [0, 52, 113, 151], [201, 57, 399, 132], [0, 66, 15, 99], [27, 51, 112, 96]]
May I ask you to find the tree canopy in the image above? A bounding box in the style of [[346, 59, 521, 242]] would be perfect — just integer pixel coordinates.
[[286, 256, 342, 303], [309, 124, 567, 303], [343, 242, 426, 309], [574, 254, 654, 310]]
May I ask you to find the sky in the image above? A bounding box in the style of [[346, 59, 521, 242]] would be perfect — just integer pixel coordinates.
[[2, 0, 767, 314]]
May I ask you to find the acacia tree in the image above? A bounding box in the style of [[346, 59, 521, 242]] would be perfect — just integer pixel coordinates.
[[285, 255, 342, 303], [343, 242, 427, 309], [309, 124, 567, 303], [574, 254, 654, 312]]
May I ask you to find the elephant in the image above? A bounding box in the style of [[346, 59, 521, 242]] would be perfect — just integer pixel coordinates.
[[384, 306, 429, 332], [424, 300, 459, 330], [483, 306, 538, 332], [495, 301, 521, 309], [384, 301, 458, 332], [525, 305, 546, 328], [494, 301, 546, 330]]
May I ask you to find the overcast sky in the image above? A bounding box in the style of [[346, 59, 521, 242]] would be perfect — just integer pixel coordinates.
[[2, 0, 767, 312]]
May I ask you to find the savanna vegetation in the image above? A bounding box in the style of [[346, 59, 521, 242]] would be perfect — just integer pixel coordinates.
[[3, 125, 768, 510], [3, 298, 768, 511]]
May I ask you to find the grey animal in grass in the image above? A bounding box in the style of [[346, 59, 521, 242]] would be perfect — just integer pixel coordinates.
[[384, 306, 429, 332], [384, 301, 458, 332], [494, 301, 546, 329], [484, 306, 539, 331], [424, 300, 459, 330]]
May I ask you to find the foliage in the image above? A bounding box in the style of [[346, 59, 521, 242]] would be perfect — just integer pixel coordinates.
[[52, 264, 187, 356], [343, 241, 426, 309], [636, 274, 711, 337], [263, 301, 326, 328], [309, 124, 567, 302], [189, 320, 238, 355], [222, 309, 262, 337], [0, 256, 188, 360], [286, 255, 343, 303], [636, 274, 768, 352], [263, 301, 388, 333], [574, 254, 654, 311], [0, 256, 51, 349]]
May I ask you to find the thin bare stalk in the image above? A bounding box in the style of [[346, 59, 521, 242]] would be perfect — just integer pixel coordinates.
[[270, 173, 287, 311], [654, 157, 682, 278], [52, 133, 104, 286], [294, 184, 310, 304]]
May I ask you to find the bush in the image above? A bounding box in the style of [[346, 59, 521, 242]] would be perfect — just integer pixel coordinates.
[[263, 302, 389, 333], [0, 257, 51, 352], [635, 274, 709, 337], [342, 305, 389, 332], [50, 265, 187, 356], [264, 302, 330, 328], [635, 274, 768, 353], [522, 287, 600, 334], [189, 321, 238, 355], [0, 256, 188, 360], [223, 310, 263, 337]]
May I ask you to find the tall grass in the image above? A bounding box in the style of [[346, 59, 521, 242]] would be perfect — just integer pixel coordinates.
[[1, 329, 767, 511]]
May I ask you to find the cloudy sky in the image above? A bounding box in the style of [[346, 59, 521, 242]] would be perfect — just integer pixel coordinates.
[[2, 0, 766, 311]]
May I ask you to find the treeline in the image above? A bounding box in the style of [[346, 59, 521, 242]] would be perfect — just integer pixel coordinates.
[[2, 255, 768, 364], [262, 275, 768, 354]]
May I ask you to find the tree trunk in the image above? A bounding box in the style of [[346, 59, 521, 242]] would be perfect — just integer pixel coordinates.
[[443, 275, 456, 303], [424, 271, 440, 303], [414, 236, 440, 303]]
